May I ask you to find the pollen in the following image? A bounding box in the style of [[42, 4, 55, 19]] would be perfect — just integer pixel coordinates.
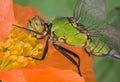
[[0, 27, 44, 70]]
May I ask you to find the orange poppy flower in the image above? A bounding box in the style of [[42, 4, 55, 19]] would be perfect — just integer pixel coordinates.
[[0, 0, 96, 82]]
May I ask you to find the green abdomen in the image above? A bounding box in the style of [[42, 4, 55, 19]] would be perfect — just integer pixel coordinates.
[[85, 39, 120, 58], [52, 17, 87, 46]]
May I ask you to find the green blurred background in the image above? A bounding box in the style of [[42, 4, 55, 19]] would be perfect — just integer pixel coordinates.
[[13, 0, 120, 82]]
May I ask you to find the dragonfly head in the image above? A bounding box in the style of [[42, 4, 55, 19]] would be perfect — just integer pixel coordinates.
[[28, 16, 46, 33], [27, 16, 51, 39]]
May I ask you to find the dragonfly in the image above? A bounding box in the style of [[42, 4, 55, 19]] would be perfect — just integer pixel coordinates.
[[13, 0, 120, 76]]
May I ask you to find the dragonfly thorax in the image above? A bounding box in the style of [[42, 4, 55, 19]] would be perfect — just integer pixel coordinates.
[[52, 17, 88, 46]]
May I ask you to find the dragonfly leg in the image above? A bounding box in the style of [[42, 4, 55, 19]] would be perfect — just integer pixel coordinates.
[[84, 48, 91, 56], [53, 42, 82, 76]]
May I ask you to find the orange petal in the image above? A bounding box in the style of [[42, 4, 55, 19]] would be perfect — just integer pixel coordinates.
[[28, 43, 96, 82], [0, 67, 85, 82], [13, 4, 48, 26], [0, 0, 15, 41]]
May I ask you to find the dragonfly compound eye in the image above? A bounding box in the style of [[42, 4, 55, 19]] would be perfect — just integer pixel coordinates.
[[24, 16, 50, 39]]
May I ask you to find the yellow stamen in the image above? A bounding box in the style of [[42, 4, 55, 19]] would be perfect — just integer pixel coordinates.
[[0, 26, 45, 70]]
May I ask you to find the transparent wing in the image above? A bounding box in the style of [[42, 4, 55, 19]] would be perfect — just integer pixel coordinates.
[[91, 25, 120, 51], [73, 0, 120, 59], [107, 7, 120, 28], [74, 0, 106, 19], [73, 0, 85, 19], [90, 8, 120, 58]]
